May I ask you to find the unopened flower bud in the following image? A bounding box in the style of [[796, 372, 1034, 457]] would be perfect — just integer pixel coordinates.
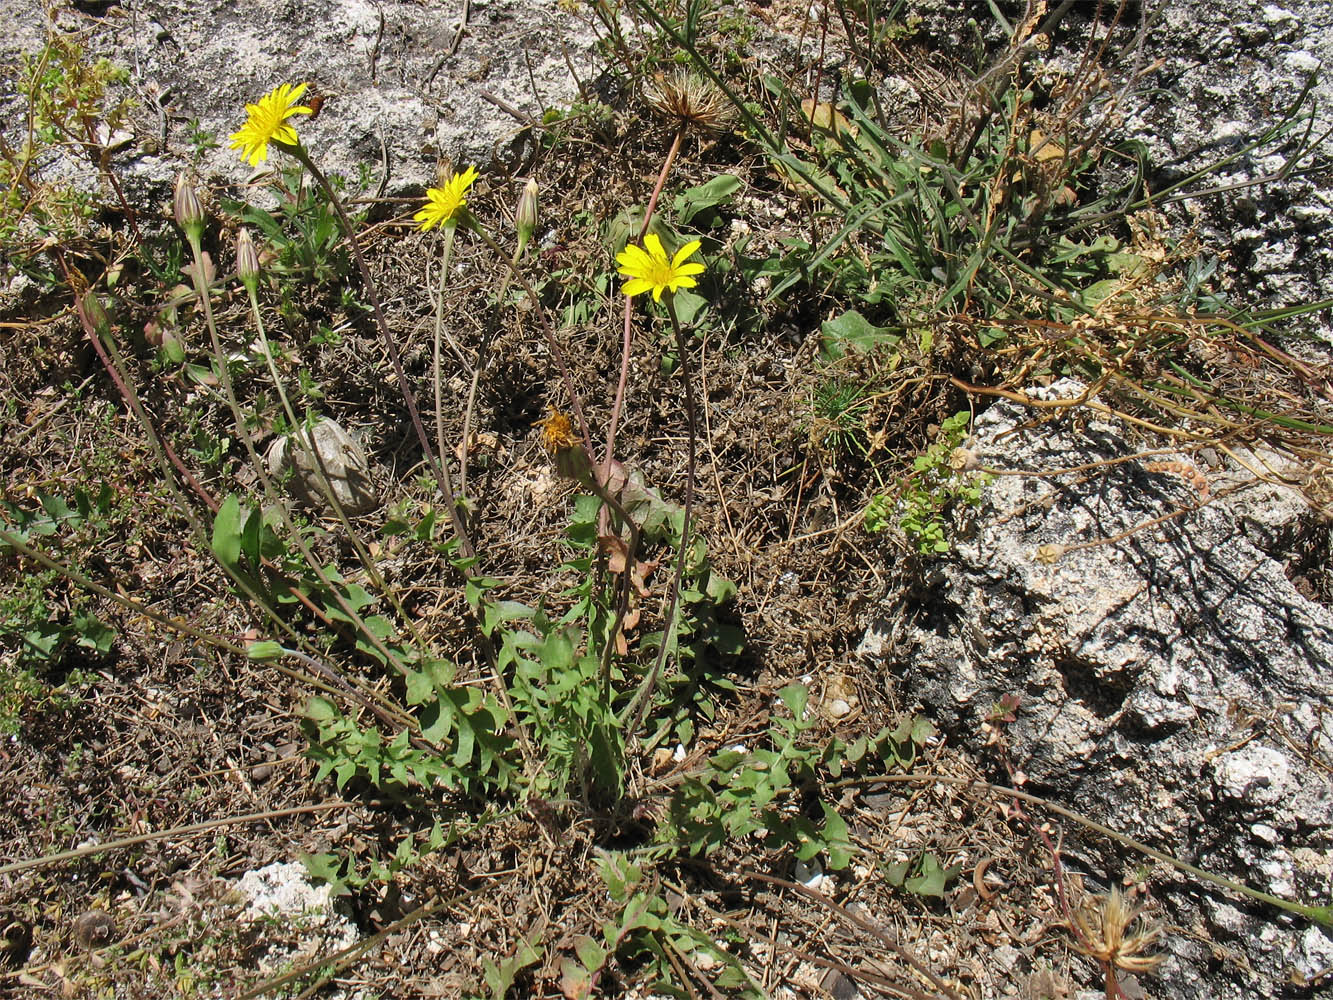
[[235, 227, 261, 292], [82, 290, 111, 337], [173, 173, 205, 241], [515, 178, 538, 256]]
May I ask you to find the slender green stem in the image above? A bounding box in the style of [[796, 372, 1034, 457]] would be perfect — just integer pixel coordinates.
[[246, 286, 431, 656], [66, 264, 405, 716], [606, 124, 686, 484], [282, 143, 476, 560], [182, 231, 411, 680], [459, 242, 520, 501], [465, 221, 594, 455]]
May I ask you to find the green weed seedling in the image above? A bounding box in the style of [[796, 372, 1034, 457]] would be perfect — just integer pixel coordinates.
[[547, 854, 761, 1000], [0, 32, 134, 275], [867, 411, 990, 555], [0, 486, 116, 669], [882, 851, 964, 899]]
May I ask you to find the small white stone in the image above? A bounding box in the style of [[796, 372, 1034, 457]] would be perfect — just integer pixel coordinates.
[[1284, 51, 1320, 73], [1251, 822, 1279, 845]]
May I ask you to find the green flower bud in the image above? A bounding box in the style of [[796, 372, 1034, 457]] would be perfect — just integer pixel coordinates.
[[82, 290, 111, 337]]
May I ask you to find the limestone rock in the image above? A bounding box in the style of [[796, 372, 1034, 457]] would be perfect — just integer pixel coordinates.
[[863, 380, 1333, 998], [266, 417, 379, 515]]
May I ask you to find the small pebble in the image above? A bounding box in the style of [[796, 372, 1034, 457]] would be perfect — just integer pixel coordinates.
[[72, 910, 115, 950]]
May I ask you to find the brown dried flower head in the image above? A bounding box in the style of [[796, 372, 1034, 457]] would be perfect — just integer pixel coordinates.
[[540, 409, 578, 455], [539, 409, 594, 485], [1071, 885, 1167, 977], [644, 70, 735, 132]]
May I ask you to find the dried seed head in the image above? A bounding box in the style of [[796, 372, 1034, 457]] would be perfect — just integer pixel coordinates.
[[643, 70, 735, 132], [1072, 886, 1167, 976], [948, 446, 979, 472]]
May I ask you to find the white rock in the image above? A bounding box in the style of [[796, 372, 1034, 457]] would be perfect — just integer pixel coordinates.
[[266, 418, 379, 515]]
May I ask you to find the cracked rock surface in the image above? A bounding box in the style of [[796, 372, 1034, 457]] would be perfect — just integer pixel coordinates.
[[862, 381, 1333, 997]]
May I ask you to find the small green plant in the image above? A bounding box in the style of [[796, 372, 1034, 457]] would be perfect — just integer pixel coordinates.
[[881, 850, 964, 898], [866, 411, 990, 554], [662, 685, 931, 863], [224, 164, 360, 290], [0, 31, 134, 273], [0, 487, 117, 665], [185, 117, 220, 161], [552, 854, 761, 999]]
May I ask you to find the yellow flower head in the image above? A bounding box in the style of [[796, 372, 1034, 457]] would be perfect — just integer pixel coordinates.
[[228, 82, 313, 166], [616, 233, 705, 302], [414, 166, 479, 231]]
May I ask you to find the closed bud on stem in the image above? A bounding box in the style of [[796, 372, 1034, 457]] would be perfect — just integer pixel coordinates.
[[515, 178, 538, 257], [81, 290, 111, 337], [173, 173, 205, 242], [235, 227, 261, 293]]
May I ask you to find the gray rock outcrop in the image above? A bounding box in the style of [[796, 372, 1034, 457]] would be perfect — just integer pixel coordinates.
[[862, 380, 1333, 996]]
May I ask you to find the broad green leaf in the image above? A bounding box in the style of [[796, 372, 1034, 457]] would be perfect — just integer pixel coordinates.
[[820, 802, 853, 870], [674, 173, 742, 225], [778, 683, 809, 720], [670, 288, 709, 326], [905, 852, 962, 897], [819, 309, 900, 359], [304, 695, 338, 723]]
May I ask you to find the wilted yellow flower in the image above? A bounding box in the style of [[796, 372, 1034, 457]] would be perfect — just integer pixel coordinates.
[[414, 166, 479, 231], [228, 82, 313, 166], [540, 409, 578, 455], [539, 408, 594, 484], [616, 233, 705, 302]]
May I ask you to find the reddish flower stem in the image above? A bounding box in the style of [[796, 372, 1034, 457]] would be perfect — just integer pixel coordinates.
[[603, 123, 686, 480]]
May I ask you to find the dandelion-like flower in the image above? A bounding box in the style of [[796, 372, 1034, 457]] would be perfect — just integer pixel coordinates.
[[228, 82, 313, 166], [616, 233, 705, 302], [414, 166, 479, 231], [644, 70, 735, 132]]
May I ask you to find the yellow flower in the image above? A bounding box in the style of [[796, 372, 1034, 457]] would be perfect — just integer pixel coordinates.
[[414, 166, 479, 231], [539, 408, 578, 455], [616, 233, 705, 302], [228, 82, 313, 166]]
